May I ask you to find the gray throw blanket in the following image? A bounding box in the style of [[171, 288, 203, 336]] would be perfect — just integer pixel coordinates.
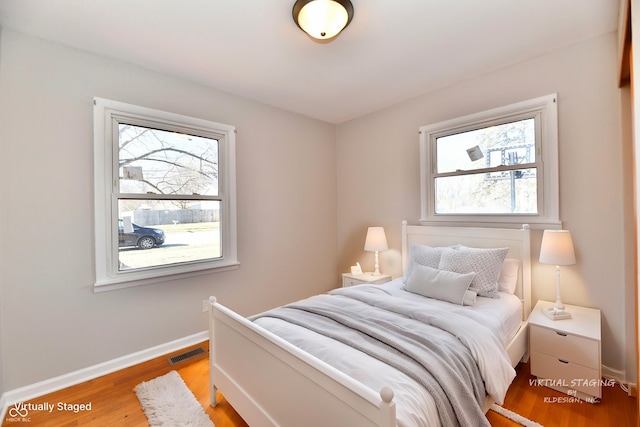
[[252, 286, 494, 427]]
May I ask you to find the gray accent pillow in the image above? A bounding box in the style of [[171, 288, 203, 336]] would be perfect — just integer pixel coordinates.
[[405, 264, 475, 305], [404, 243, 459, 283], [438, 246, 508, 299]]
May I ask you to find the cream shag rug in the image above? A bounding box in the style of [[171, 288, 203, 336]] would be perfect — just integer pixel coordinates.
[[490, 403, 544, 427], [135, 370, 214, 427]]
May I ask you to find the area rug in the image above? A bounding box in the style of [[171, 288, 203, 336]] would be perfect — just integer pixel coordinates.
[[490, 403, 544, 427], [134, 370, 214, 427]]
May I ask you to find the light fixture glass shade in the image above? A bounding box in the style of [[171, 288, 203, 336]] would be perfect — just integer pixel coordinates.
[[364, 227, 388, 252], [539, 230, 576, 265], [293, 0, 354, 40]]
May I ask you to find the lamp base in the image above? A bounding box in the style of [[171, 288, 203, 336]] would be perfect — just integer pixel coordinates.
[[542, 306, 572, 320]]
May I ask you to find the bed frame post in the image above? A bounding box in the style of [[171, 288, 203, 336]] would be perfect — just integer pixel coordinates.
[[378, 386, 395, 426], [208, 296, 219, 408], [520, 224, 531, 320], [401, 220, 408, 273]]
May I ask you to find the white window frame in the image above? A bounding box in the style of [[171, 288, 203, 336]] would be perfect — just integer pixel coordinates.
[[93, 98, 238, 291], [419, 94, 560, 229]]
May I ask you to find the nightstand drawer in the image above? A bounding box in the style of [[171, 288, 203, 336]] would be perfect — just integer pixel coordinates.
[[530, 325, 599, 369], [531, 351, 601, 398], [343, 277, 364, 287], [342, 273, 391, 287]]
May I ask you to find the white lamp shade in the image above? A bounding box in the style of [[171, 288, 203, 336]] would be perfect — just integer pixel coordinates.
[[293, 0, 354, 40], [364, 227, 388, 252], [539, 230, 576, 266]]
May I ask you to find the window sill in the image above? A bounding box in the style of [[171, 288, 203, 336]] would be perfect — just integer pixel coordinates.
[[94, 261, 240, 292], [419, 217, 562, 230]]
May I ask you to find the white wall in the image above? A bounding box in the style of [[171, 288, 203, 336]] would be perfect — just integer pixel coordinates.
[[0, 29, 338, 390], [336, 33, 635, 379], [0, 26, 5, 399]]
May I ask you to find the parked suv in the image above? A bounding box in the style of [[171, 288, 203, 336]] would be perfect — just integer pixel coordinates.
[[118, 219, 165, 249]]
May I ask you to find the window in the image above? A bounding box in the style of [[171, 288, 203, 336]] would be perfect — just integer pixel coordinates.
[[419, 94, 559, 228], [93, 98, 238, 291]]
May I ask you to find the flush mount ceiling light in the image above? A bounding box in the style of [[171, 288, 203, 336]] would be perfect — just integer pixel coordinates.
[[292, 0, 354, 40]]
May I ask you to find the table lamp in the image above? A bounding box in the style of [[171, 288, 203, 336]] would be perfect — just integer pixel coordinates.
[[539, 229, 576, 320], [364, 227, 388, 276]]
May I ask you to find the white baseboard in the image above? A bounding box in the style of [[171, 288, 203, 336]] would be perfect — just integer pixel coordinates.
[[602, 364, 626, 383], [0, 330, 208, 420], [601, 364, 637, 395]]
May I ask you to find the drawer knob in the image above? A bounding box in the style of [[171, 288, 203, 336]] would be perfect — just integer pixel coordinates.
[[555, 331, 567, 337], [558, 359, 569, 364]]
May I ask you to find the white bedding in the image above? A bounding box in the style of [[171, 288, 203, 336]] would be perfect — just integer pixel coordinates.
[[253, 278, 522, 427], [380, 278, 523, 346]]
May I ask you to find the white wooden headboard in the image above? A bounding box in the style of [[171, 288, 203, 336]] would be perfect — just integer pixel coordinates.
[[401, 221, 532, 320]]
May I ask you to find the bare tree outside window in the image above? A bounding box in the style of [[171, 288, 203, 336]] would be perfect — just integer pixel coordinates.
[[118, 124, 218, 198]]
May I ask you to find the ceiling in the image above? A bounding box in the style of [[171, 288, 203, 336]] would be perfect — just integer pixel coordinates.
[[0, 0, 620, 124]]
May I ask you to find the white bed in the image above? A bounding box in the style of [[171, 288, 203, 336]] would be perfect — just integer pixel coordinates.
[[208, 222, 531, 427]]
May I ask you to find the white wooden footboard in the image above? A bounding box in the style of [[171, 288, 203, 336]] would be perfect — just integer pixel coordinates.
[[209, 297, 396, 427]]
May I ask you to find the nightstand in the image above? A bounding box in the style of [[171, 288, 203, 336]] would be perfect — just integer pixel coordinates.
[[528, 300, 601, 402], [342, 272, 392, 287]]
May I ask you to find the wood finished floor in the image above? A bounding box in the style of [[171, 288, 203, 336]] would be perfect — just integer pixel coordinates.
[[2, 341, 637, 426]]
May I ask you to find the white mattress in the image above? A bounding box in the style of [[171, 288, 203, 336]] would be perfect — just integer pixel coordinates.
[[254, 278, 523, 427]]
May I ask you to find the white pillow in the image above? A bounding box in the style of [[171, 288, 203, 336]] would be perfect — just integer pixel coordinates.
[[438, 246, 508, 299], [463, 289, 478, 306], [405, 264, 475, 305], [498, 258, 520, 294]]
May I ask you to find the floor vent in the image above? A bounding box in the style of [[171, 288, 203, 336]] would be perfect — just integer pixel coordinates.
[[168, 346, 207, 365]]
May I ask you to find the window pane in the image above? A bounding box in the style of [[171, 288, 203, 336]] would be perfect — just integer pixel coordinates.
[[435, 168, 537, 214], [436, 118, 535, 173], [117, 199, 221, 271], [119, 124, 219, 196]]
